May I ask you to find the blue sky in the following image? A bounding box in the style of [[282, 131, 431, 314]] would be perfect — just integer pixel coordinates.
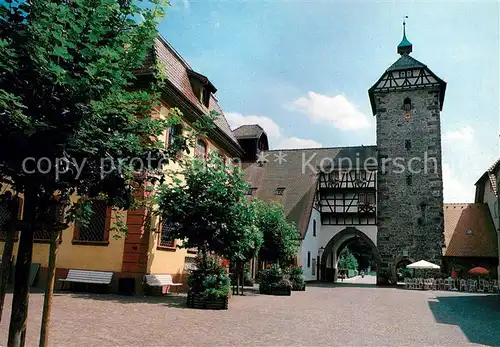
[[159, 1, 499, 203]]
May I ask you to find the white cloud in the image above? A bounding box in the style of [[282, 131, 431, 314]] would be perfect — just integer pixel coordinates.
[[181, 0, 190, 9], [225, 112, 281, 138], [443, 125, 474, 143], [441, 124, 478, 203], [442, 163, 474, 203], [275, 137, 322, 149], [288, 92, 371, 131], [225, 112, 321, 150]]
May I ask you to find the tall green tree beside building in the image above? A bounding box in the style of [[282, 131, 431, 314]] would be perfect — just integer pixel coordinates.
[[253, 200, 300, 267], [0, 1, 205, 345]]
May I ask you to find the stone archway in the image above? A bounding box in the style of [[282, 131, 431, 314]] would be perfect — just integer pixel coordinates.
[[320, 227, 381, 282], [393, 257, 414, 283]]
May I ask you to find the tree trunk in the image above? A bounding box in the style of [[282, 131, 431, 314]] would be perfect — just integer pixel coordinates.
[[235, 262, 240, 296], [39, 229, 60, 347], [0, 224, 15, 323], [8, 189, 36, 347], [239, 263, 244, 296]]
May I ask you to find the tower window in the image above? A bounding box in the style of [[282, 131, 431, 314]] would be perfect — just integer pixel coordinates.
[[420, 203, 427, 224], [313, 220, 316, 237], [405, 140, 412, 150], [403, 97, 412, 111], [307, 251, 311, 268], [406, 174, 412, 186]]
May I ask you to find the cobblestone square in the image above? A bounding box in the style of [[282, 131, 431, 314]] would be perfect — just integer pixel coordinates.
[[1, 281, 499, 346]]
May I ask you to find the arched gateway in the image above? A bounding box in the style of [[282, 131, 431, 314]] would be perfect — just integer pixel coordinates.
[[320, 227, 381, 282]]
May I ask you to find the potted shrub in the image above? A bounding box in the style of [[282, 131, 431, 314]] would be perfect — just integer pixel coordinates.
[[187, 254, 230, 310], [259, 264, 292, 296], [289, 265, 306, 291]]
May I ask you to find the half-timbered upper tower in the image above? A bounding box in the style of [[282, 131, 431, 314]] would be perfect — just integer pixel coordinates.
[[368, 22, 447, 283]]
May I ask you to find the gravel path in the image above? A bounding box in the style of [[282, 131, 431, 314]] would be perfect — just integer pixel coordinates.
[[1, 284, 499, 346]]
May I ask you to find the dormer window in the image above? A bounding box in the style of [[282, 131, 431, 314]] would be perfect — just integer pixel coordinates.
[[200, 88, 210, 108], [275, 187, 286, 196], [246, 188, 257, 196], [187, 69, 217, 109]]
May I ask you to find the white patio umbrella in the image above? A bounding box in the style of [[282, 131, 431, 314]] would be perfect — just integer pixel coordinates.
[[406, 260, 440, 270]]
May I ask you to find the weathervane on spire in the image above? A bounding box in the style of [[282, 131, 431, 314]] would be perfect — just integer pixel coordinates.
[[398, 15, 412, 55]]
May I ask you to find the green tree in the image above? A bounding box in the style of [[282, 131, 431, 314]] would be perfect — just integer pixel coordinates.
[[338, 248, 358, 271], [0, 1, 207, 346], [253, 199, 300, 267], [156, 155, 263, 294]]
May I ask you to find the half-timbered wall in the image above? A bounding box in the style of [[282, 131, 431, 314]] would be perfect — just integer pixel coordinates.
[[318, 170, 377, 225], [374, 68, 440, 92]]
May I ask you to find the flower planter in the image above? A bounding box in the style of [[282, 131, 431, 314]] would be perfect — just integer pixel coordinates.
[[259, 286, 291, 296], [186, 292, 229, 310], [270, 287, 291, 296], [292, 284, 306, 291]]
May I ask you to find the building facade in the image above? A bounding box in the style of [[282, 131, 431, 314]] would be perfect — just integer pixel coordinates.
[[474, 159, 500, 275], [0, 36, 244, 293], [240, 27, 451, 284]]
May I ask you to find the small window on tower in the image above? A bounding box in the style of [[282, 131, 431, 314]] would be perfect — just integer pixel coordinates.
[[405, 140, 412, 150], [406, 174, 412, 186], [403, 97, 412, 111]]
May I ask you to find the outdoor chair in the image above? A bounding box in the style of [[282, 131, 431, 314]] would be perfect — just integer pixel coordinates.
[[424, 278, 435, 290], [416, 278, 423, 290], [477, 279, 488, 292], [408, 278, 415, 290], [436, 278, 443, 290], [404, 278, 409, 289], [491, 280, 499, 293], [444, 279, 451, 291], [468, 280, 477, 292], [459, 279, 467, 291], [482, 280, 491, 292]]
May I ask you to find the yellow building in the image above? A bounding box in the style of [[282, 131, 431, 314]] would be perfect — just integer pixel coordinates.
[[0, 36, 244, 293]]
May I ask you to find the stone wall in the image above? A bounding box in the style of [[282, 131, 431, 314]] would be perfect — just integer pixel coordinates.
[[375, 88, 445, 283]]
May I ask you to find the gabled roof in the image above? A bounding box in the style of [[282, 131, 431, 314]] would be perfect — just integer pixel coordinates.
[[368, 54, 447, 115], [136, 36, 241, 154], [233, 124, 265, 140], [243, 146, 377, 238], [443, 203, 498, 258], [475, 158, 500, 197]]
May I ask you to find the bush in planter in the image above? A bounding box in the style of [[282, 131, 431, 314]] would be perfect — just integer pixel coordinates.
[[277, 278, 292, 290], [259, 264, 283, 294], [188, 254, 230, 300], [288, 265, 305, 290]]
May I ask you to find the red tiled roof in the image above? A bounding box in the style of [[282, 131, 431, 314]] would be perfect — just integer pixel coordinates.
[[443, 203, 497, 258], [243, 146, 377, 238], [138, 36, 241, 151]]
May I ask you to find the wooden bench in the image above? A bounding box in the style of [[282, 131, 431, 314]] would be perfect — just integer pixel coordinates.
[[59, 269, 113, 292], [144, 274, 182, 294]]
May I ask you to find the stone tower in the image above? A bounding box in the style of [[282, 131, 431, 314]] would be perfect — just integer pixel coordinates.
[[368, 22, 447, 284]]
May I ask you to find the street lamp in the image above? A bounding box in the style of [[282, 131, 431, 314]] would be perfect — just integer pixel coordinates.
[[318, 246, 325, 258]]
